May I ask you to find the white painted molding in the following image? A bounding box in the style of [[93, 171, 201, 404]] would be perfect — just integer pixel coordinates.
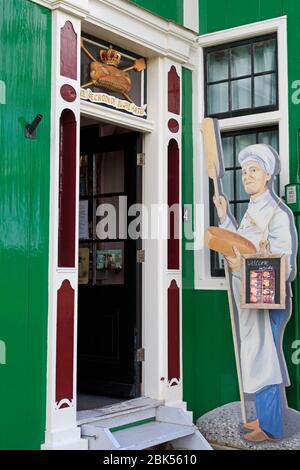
[[218, 111, 281, 132], [194, 279, 227, 291], [84, 0, 197, 65], [194, 16, 289, 289], [80, 101, 155, 133], [32, 0, 197, 64], [197, 15, 287, 46], [43, 9, 88, 451], [32, 0, 89, 18], [184, 0, 199, 33]]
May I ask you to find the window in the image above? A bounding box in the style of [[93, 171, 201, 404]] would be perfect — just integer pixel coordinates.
[[79, 151, 126, 286], [205, 34, 278, 118], [210, 126, 279, 277]]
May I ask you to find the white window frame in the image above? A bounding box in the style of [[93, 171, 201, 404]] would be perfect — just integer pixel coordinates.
[[194, 16, 289, 290]]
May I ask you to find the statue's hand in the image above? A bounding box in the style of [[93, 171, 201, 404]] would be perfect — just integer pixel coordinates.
[[213, 195, 227, 224], [225, 246, 241, 272]]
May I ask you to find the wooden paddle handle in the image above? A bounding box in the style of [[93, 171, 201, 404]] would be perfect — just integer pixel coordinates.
[[212, 173, 220, 202], [225, 263, 247, 424]]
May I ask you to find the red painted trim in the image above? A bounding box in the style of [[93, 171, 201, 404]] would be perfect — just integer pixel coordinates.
[[168, 118, 180, 134], [168, 66, 180, 115], [168, 280, 180, 385], [60, 21, 77, 80], [168, 139, 180, 270], [56, 280, 75, 406], [60, 84, 77, 103], [58, 110, 77, 268]]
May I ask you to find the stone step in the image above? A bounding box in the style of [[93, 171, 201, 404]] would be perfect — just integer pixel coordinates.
[[80, 403, 212, 450], [82, 420, 195, 450], [77, 397, 163, 427], [114, 422, 195, 450]]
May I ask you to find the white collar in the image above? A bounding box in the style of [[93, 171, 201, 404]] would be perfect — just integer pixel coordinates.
[[249, 190, 270, 206]]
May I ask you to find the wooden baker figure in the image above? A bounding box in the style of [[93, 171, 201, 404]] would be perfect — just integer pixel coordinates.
[[203, 118, 298, 442]]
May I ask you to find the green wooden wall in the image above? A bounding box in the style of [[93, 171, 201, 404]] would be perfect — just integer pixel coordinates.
[[182, 69, 240, 418], [0, 0, 51, 449], [130, 0, 183, 24], [183, 0, 300, 420]]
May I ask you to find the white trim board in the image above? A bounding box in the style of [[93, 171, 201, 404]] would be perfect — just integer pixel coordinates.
[[194, 16, 289, 290], [31, 0, 197, 65], [80, 101, 155, 133], [184, 0, 199, 33]]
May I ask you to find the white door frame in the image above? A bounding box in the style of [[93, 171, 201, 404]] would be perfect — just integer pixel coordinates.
[[41, 0, 197, 450]]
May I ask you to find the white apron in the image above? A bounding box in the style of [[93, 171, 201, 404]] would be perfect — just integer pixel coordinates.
[[232, 275, 282, 394], [221, 190, 293, 394]]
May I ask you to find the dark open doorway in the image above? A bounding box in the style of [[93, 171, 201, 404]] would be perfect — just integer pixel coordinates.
[[77, 120, 143, 411]]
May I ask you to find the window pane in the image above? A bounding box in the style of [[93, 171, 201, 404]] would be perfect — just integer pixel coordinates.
[[258, 130, 279, 151], [96, 151, 124, 194], [236, 169, 249, 200], [79, 199, 93, 239], [236, 202, 249, 225], [229, 203, 235, 220], [235, 133, 256, 159], [78, 244, 93, 285], [254, 73, 277, 107], [96, 196, 120, 240], [207, 49, 229, 82], [212, 204, 219, 226], [222, 136, 234, 168], [80, 154, 93, 196], [95, 241, 124, 286], [231, 44, 252, 78], [232, 78, 251, 110], [254, 39, 276, 73], [208, 82, 229, 115], [258, 129, 279, 194], [222, 170, 234, 201]]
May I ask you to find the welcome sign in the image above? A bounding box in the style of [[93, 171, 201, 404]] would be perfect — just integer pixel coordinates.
[[241, 254, 286, 309]]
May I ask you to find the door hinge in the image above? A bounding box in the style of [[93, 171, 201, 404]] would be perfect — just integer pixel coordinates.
[[136, 348, 145, 362], [137, 153, 145, 166], [137, 249, 145, 263]]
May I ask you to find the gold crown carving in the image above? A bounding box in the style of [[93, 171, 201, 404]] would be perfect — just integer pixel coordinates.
[[100, 45, 122, 66]]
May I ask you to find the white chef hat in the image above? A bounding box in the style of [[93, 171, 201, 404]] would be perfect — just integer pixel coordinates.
[[238, 144, 280, 176]]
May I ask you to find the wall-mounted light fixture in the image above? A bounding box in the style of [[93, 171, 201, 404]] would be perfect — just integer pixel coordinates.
[[25, 114, 43, 139]]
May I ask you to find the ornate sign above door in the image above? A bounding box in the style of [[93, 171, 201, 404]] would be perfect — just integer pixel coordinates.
[[80, 35, 147, 118]]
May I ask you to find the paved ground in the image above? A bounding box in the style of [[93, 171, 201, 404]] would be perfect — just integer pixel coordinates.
[[196, 402, 300, 450]]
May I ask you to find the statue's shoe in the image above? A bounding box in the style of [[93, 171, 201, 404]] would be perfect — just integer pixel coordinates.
[[244, 428, 276, 443], [243, 419, 259, 431]]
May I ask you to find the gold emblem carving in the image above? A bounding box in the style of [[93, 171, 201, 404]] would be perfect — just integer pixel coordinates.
[[81, 39, 146, 103]]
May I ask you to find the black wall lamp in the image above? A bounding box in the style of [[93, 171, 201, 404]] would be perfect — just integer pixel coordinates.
[[25, 114, 43, 140]]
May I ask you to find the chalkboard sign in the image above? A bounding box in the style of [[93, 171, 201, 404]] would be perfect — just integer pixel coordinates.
[[241, 254, 286, 309]]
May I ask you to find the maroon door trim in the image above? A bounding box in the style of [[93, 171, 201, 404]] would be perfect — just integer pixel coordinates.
[[58, 109, 77, 268], [60, 21, 77, 80], [168, 118, 180, 134], [60, 84, 77, 103], [56, 280, 75, 407], [168, 280, 180, 385], [168, 139, 180, 270], [168, 66, 180, 115]]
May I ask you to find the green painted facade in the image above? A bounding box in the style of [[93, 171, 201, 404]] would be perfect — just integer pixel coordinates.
[[182, 0, 300, 421], [0, 0, 51, 449], [182, 69, 240, 419], [129, 0, 183, 24], [1, 0, 299, 449]]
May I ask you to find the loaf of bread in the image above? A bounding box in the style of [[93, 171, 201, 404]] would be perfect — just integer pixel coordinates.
[[205, 227, 256, 257]]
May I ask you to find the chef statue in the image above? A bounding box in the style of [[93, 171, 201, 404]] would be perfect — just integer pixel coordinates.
[[213, 143, 298, 442]]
